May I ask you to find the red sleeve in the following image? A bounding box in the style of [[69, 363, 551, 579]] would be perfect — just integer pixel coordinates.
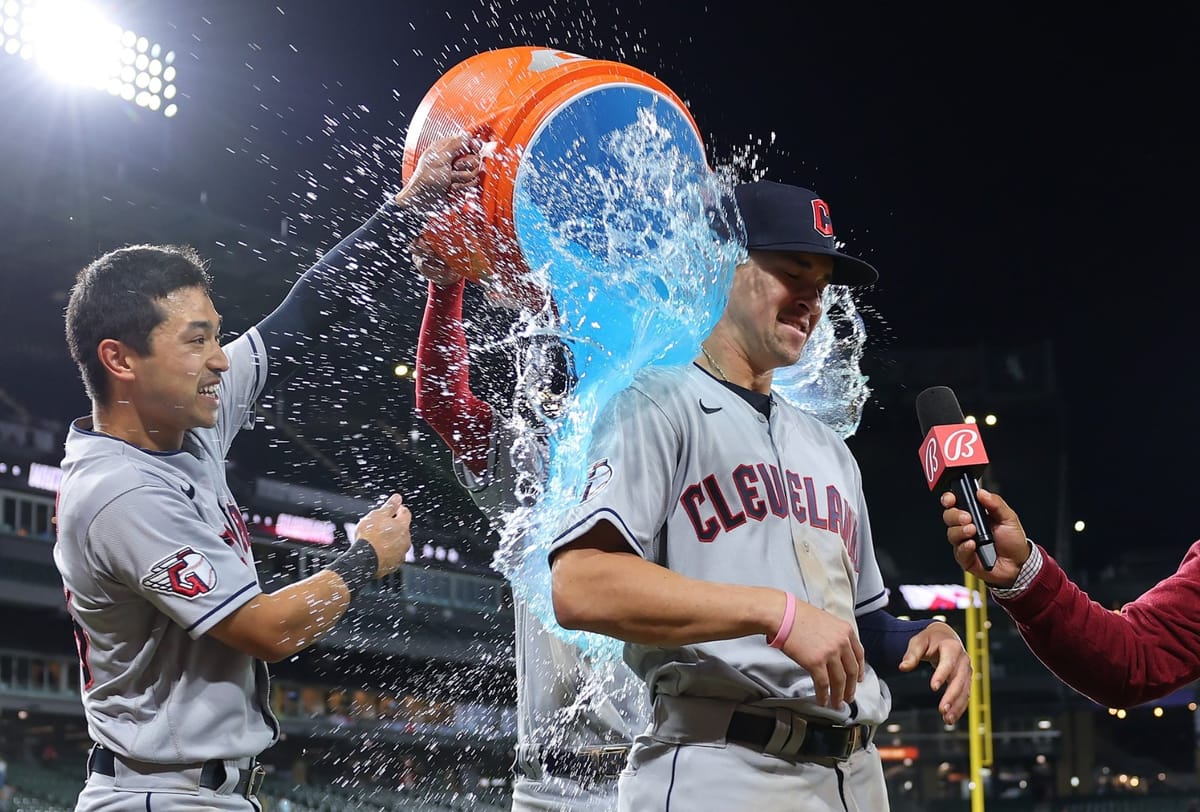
[[414, 279, 493, 476], [998, 541, 1200, 707]]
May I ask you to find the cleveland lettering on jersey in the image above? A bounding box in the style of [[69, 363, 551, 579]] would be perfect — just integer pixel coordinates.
[[219, 502, 253, 563], [679, 461, 861, 568]]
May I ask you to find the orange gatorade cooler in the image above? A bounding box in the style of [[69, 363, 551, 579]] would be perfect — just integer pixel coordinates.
[[402, 46, 709, 311]]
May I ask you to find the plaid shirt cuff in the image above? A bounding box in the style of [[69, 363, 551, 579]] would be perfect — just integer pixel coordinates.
[[989, 541, 1042, 599]]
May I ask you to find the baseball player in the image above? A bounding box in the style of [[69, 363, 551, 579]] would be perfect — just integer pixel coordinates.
[[549, 181, 972, 810], [54, 136, 480, 811], [412, 244, 649, 811]]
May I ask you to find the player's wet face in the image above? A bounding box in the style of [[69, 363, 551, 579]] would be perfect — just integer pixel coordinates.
[[131, 286, 229, 448], [728, 251, 832, 371]]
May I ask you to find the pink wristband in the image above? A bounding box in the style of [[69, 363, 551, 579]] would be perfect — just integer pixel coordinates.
[[768, 592, 797, 649]]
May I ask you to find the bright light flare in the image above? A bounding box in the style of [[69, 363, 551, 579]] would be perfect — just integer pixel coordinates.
[[25, 1, 122, 88], [2, 0, 178, 116]]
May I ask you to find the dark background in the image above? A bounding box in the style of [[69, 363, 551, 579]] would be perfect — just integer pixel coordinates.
[[3, 0, 1198, 586]]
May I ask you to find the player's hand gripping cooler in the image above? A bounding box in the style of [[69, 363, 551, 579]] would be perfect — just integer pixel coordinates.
[[402, 47, 743, 658]]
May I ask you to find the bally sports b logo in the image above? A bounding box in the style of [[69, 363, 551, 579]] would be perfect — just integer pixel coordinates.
[[919, 423, 989, 490], [921, 436, 941, 485], [943, 428, 981, 462]]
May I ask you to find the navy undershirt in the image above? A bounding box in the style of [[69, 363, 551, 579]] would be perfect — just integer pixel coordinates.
[[255, 201, 422, 393], [692, 363, 933, 672]]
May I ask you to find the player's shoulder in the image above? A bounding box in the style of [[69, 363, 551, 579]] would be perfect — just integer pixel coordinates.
[[625, 364, 704, 407], [775, 396, 843, 436], [60, 425, 189, 527], [222, 326, 266, 363], [773, 397, 861, 466]]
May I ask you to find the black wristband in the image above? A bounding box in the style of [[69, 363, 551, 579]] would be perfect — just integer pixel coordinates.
[[328, 537, 379, 600]]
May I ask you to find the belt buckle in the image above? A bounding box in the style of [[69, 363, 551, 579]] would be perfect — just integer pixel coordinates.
[[245, 764, 266, 799], [838, 725, 861, 761], [576, 744, 630, 758], [576, 745, 630, 783], [830, 724, 868, 758]]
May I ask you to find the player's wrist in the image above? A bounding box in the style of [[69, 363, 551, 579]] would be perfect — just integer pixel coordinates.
[[767, 591, 797, 649], [327, 536, 380, 601]]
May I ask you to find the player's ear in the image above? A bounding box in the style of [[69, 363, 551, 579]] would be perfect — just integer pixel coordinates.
[[96, 338, 139, 384]]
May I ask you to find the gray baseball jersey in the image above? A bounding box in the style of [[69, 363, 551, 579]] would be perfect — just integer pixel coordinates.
[[454, 409, 648, 803], [54, 328, 277, 764], [551, 363, 891, 726]]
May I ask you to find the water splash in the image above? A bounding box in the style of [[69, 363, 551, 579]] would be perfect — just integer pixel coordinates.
[[488, 101, 740, 662], [772, 284, 871, 439], [486, 115, 873, 662]]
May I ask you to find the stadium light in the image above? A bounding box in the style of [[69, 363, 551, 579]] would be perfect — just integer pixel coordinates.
[[0, 0, 179, 117]]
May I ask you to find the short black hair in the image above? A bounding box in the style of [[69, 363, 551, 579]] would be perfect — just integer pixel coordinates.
[[65, 244, 212, 404]]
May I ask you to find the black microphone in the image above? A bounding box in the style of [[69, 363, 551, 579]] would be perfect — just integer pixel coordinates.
[[915, 386, 996, 571]]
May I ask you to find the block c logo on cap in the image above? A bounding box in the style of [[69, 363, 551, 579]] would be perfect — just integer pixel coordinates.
[[811, 199, 834, 237]]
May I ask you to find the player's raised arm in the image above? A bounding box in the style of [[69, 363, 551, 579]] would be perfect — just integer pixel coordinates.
[[254, 134, 482, 390], [412, 242, 493, 475]]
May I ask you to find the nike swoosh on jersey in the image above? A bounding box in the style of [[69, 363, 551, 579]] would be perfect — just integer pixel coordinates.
[[181, 482, 196, 499], [699, 400, 722, 414]]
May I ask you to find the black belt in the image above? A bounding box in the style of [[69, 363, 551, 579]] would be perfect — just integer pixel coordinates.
[[522, 746, 629, 782], [88, 745, 266, 799], [726, 711, 874, 762]]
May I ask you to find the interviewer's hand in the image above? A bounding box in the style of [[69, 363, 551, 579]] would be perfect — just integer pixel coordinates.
[[778, 599, 865, 711], [898, 621, 970, 725], [941, 488, 1030, 587]]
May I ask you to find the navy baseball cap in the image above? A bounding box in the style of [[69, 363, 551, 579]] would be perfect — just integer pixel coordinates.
[[734, 180, 879, 286]]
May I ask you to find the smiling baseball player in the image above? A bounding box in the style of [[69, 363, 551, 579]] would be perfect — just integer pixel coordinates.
[[54, 137, 479, 811], [550, 181, 972, 810]]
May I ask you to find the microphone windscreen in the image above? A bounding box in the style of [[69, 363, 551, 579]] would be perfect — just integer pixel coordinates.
[[916, 386, 966, 436]]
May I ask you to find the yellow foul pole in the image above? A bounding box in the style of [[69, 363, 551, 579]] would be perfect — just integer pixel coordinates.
[[964, 571, 992, 812]]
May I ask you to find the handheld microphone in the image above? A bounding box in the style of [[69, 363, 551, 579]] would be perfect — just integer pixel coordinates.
[[915, 386, 996, 571]]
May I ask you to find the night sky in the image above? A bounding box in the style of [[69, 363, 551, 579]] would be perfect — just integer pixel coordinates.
[[3, 1, 1198, 583]]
